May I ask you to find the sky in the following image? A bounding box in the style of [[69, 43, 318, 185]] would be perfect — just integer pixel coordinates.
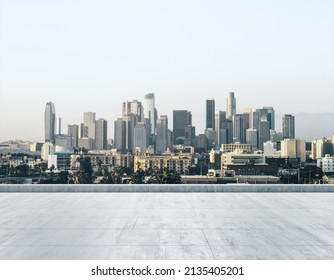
[[1, 0, 334, 142]]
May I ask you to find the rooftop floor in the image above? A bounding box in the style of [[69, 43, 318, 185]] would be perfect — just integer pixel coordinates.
[[1, 192, 334, 259]]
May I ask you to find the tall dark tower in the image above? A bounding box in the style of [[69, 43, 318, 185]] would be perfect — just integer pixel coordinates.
[[206, 99, 215, 130], [44, 102, 56, 143]]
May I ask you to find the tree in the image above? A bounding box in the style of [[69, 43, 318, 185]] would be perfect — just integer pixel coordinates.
[[77, 157, 94, 184], [147, 168, 182, 184], [110, 166, 123, 184], [129, 168, 145, 184], [57, 171, 69, 184]]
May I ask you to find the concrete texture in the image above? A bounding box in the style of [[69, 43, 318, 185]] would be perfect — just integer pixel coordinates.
[[0, 192, 334, 259], [1, 184, 334, 192]]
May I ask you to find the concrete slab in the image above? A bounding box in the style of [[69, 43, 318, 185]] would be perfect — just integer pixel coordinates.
[[0, 192, 334, 259]]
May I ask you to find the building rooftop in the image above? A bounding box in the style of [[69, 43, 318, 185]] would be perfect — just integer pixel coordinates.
[[0, 186, 334, 260]]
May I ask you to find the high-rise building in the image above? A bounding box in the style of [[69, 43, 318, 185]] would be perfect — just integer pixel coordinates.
[[68, 124, 79, 148], [124, 113, 137, 150], [41, 141, 55, 161], [156, 115, 168, 154], [246, 128, 258, 150], [281, 139, 306, 162], [233, 114, 245, 143], [282, 114, 295, 139], [258, 120, 270, 150], [215, 111, 227, 146], [114, 118, 126, 152], [78, 122, 84, 139], [56, 117, 61, 135], [95, 118, 108, 150], [226, 92, 236, 120], [44, 102, 56, 143], [122, 100, 143, 122], [206, 99, 215, 130], [83, 112, 96, 139], [143, 93, 156, 134], [173, 110, 192, 144], [243, 108, 252, 131], [133, 122, 149, 155], [263, 106, 275, 130]]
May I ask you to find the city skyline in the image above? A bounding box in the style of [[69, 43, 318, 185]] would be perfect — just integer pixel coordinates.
[[1, 0, 333, 141], [0, 94, 333, 142]]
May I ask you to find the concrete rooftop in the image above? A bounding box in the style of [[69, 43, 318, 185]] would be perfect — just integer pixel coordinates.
[[1, 191, 334, 259]]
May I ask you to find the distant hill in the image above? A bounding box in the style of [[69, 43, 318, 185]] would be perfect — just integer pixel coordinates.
[[277, 113, 334, 141]]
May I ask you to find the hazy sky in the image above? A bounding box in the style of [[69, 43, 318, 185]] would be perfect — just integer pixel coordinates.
[[1, 0, 333, 141]]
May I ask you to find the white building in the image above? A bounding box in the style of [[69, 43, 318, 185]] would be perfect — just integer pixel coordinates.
[[317, 154, 334, 173]]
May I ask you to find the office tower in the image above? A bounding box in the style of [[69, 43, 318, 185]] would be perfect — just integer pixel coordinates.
[[56, 117, 61, 135], [263, 106, 275, 130], [243, 108, 252, 130], [156, 115, 168, 154], [215, 111, 227, 146], [124, 113, 136, 150], [282, 114, 295, 139], [143, 93, 156, 134], [78, 122, 84, 139], [226, 92, 236, 120], [233, 114, 245, 143], [114, 118, 126, 152], [122, 100, 143, 122], [83, 112, 96, 139], [206, 99, 215, 130], [258, 120, 270, 150], [246, 128, 258, 150], [185, 125, 196, 146], [44, 102, 56, 143], [205, 128, 216, 149], [95, 118, 108, 150], [173, 110, 192, 144], [68, 124, 79, 148], [281, 139, 306, 162], [133, 122, 149, 154]]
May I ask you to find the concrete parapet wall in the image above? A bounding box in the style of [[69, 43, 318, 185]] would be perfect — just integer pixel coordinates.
[[1, 184, 334, 192]]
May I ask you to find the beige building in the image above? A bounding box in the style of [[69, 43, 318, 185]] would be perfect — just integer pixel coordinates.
[[134, 154, 192, 174], [41, 142, 55, 161], [221, 151, 265, 169], [281, 139, 306, 162], [221, 142, 252, 153]]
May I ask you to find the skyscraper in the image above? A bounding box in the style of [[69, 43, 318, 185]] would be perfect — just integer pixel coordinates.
[[143, 93, 156, 134], [114, 118, 126, 152], [122, 100, 143, 122], [246, 128, 258, 150], [206, 99, 215, 130], [263, 106, 275, 130], [156, 115, 168, 154], [68, 124, 79, 148], [233, 114, 245, 143], [226, 92, 236, 120], [282, 114, 295, 139], [258, 120, 270, 150], [56, 117, 62, 135], [83, 112, 96, 139], [44, 102, 56, 143], [173, 110, 192, 144], [133, 122, 149, 155], [95, 118, 108, 150]]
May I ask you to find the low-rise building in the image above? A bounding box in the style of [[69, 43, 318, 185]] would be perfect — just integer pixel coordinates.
[[134, 154, 192, 174]]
